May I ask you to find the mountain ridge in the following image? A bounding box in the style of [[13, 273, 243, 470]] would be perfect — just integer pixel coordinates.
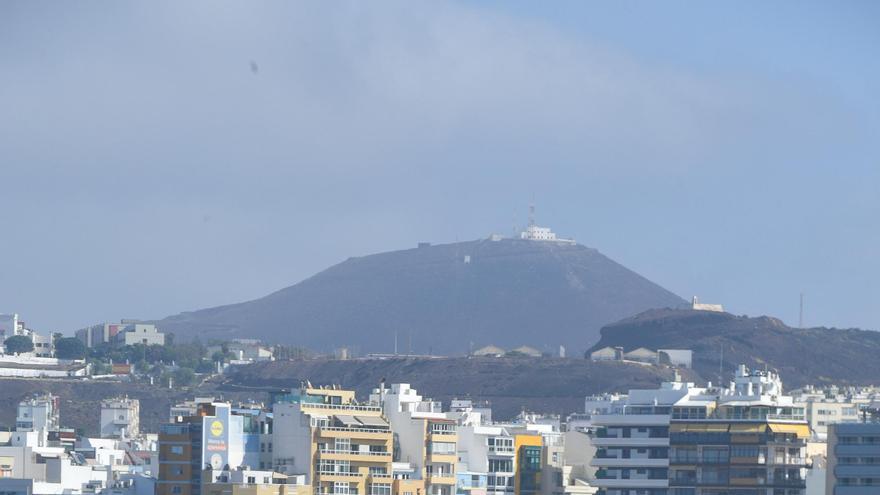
[[158, 238, 685, 354]]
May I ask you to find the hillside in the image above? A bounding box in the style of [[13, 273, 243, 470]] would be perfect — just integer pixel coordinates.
[[589, 308, 880, 388], [220, 357, 691, 418], [158, 238, 684, 354]]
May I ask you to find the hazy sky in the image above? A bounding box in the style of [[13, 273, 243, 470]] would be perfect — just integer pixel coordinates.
[[2, 1, 878, 335]]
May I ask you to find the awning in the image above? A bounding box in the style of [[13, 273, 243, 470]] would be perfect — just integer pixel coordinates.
[[768, 423, 810, 438], [356, 415, 389, 428], [335, 414, 361, 427], [729, 424, 767, 433], [703, 423, 730, 432]]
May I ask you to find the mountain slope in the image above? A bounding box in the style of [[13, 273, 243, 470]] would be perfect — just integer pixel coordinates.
[[159, 238, 685, 354], [589, 308, 880, 387]]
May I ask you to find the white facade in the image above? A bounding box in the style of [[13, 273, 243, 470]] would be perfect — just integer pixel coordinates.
[[690, 296, 724, 312], [16, 395, 60, 433], [100, 397, 141, 439]]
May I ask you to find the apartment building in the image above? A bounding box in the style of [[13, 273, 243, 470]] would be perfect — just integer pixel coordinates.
[[797, 400, 861, 441], [457, 425, 517, 495], [668, 365, 809, 495], [272, 386, 394, 495], [826, 421, 880, 495], [75, 320, 165, 348], [370, 383, 458, 495], [16, 394, 60, 433], [158, 402, 262, 495], [202, 467, 310, 495], [100, 397, 141, 439]]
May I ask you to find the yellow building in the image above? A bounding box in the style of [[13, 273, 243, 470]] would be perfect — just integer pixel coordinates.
[[273, 386, 394, 495], [513, 434, 542, 495]]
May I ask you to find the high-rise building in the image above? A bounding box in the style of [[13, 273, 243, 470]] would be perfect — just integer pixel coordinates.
[[158, 402, 263, 495], [826, 421, 880, 495], [668, 365, 809, 495], [590, 381, 704, 495], [371, 383, 459, 495], [272, 386, 394, 495]]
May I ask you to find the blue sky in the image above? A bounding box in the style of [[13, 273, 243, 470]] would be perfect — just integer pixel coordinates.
[[1, 1, 878, 334]]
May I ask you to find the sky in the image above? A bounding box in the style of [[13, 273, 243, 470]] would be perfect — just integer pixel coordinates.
[[1, 1, 878, 335]]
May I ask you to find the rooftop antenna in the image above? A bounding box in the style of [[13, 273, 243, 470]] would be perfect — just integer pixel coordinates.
[[528, 201, 536, 227], [799, 292, 804, 329], [394, 331, 398, 355]]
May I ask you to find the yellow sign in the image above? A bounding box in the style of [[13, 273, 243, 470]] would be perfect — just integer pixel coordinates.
[[211, 420, 224, 437]]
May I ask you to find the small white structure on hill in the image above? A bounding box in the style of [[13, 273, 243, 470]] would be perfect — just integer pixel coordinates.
[[691, 296, 724, 312], [519, 204, 575, 244]]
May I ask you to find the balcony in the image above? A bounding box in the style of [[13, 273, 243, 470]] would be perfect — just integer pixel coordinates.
[[591, 437, 669, 447], [487, 447, 515, 456], [590, 478, 668, 489], [318, 427, 392, 440], [428, 474, 456, 485], [591, 458, 668, 468], [590, 414, 671, 426], [319, 449, 392, 462]]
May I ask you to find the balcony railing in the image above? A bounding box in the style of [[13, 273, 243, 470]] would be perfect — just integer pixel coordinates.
[[320, 427, 391, 434], [320, 449, 390, 457]]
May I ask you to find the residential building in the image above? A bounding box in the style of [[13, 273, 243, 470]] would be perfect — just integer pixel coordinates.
[[825, 422, 880, 495], [272, 386, 394, 495], [456, 425, 516, 495], [157, 402, 262, 495], [669, 365, 809, 495], [75, 320, 165, 348], [796, 399, 861, 441], [202, 468, 310, 495], [371, 383, 458, 495], [590, 381, 704, 495], [16, 394, 60, 433], [100, 397, 141, 439]]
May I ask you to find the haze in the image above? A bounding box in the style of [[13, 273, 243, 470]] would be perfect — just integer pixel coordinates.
[[1, 1, 878, 334]]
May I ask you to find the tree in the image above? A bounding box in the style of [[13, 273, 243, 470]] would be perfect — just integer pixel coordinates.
[[3, 335, 34, 354], [173, 367, 197, 387], [54, 337, 87, 360]]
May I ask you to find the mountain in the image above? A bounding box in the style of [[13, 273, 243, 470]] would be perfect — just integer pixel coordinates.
[[158, 238, 684, 354], [589, 308, 880, 388]]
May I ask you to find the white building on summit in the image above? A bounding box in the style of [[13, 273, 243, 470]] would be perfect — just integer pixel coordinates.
[[519, 204, 575, 244]]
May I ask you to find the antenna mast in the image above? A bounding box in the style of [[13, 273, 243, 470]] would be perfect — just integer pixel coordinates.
[[528, 202, 535, 227], [799, 293, 804, 329]]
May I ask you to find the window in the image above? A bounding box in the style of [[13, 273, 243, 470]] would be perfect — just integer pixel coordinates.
[[489, 459, 513, 473], [170, 446, 184, 455], [171, 486, 182, 494], [333, 482, 351, 495], [370, 484, 392, 495], [431, 442, 456, 454]]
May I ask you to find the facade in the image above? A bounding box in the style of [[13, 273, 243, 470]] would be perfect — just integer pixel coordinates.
[[371, 383, 458, 495], [272, 387, 394, 495], [690, 297, 724, 313], [202, 468, 310, 495], [621, 348, 659, 365], [16, 394, 60, 432], [457, 425, 517, 495], [589, 348, 623, 363], [668, 366, 809, 495], [825, 422, 880, 495], [590, 382, 700, 495], [797, 400, 861, 441], [100, 397, 141, 439], [158, 402, 263, 495], [76, 320, 166, 348]]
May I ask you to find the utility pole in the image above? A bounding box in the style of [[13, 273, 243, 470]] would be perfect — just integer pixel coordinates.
[[799, 292, 804, 329]]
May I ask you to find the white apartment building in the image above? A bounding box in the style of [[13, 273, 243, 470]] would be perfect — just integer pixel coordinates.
[[76, 320, 165, 348], [370, 383, 458, 495], [16, 394, 60, 433], [100, 397, 141, 439], [589, 381, 708, 495], [457, 425, 516, 495]]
